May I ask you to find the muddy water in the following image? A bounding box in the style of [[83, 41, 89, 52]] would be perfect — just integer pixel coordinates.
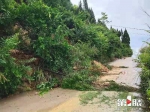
[[109, 57, 141, 88]]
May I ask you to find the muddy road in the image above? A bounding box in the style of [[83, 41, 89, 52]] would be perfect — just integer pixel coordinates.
[[100, 57, 141, 88]]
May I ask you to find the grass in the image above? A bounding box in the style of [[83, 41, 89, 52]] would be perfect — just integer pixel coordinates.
[[98, 94, 112, 107], [79, 91, 99, 104], [118, 92, 129, 99], [79, 90, 141, 112], [104, 81, 139, 92], [79, 91, 128, 107], [79, 91, 113, 107]]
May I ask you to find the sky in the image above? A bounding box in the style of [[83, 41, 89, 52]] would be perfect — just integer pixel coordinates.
[[70, 0, 150, 57]]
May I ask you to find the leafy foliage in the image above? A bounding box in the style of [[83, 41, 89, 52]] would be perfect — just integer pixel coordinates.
[[62, 70, 94, 90], [0, 34, 31, 97], [62, 42, 98, 90], [139, 44, 150, 111], [0, 0, 133, 97], [33, 35, 72, 73], [37, 78, 59, 95], [138, 43, 150, 111]]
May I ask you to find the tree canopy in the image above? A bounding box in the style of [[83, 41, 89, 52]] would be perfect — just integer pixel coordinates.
[[122, 29, 130, 46]]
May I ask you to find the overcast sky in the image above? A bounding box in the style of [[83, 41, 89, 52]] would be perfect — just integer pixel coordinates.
[[70, 0, 150, 57]]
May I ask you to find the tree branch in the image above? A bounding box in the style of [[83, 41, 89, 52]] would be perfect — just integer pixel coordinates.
[[141, 8, 150, 18]]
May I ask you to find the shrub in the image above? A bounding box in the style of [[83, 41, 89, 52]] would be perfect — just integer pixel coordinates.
[[61, 42, 98, 90], [62, 70, 95, 90], [139, 43, 150, 111], [33, 35, 73, 74], [0, 34, 31, 97]]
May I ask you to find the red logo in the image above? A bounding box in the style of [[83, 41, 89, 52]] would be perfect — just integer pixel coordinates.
[[126, 99, 131, 104]]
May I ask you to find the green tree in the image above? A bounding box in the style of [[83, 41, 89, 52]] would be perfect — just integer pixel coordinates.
[[117, 30, 122, 38], [122, 29, 130, 46], [88, 8, 96, 23], [99, 12, 110, 25], [83, 0, 88, 10], [43, 0, 72, 9], [120, 29, 123, 39], [97, 19, 106, 27], [121, 29, 123, 35], [76, 0, 83, 14], [82, 0, 96, 24], [78, 0, 83, 11]]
